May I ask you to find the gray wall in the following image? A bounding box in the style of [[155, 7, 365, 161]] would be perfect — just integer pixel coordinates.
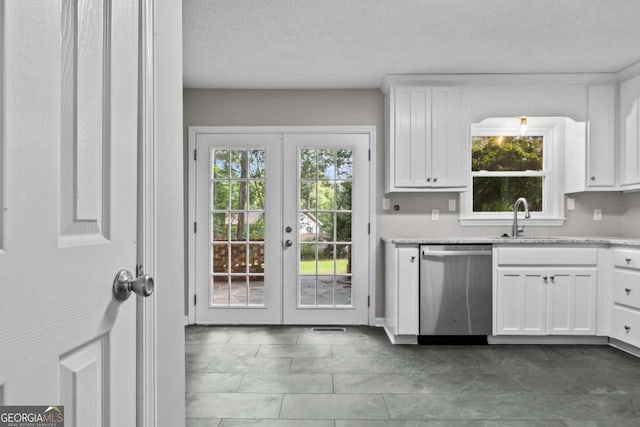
[[622, 192, 640, 237], [183, 89, 627, 319]]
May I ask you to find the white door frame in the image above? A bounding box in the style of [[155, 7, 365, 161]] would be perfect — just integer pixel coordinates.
[[138, 1, 185, 427], [187, 126, 377, 326]]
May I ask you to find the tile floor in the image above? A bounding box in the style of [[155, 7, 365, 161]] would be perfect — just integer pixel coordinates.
[[186, 325, 640, 426]]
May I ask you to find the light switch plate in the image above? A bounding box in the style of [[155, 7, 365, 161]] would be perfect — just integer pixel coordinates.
[[448, 199, 456, 212], [382, 198, 390, 210], [432, 209, 439, 221], [566, 197, 575, 210], [594, 209, 602, 221]]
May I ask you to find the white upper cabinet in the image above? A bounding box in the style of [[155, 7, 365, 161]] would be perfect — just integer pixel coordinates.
[[385, 85, 469, 192], [565, 84, 617, 193], [587, 84, 617, 188], [621, 75, 640, 187]]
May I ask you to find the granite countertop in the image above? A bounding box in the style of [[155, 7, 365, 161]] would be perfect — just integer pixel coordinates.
[[381, 236, 640, 246]]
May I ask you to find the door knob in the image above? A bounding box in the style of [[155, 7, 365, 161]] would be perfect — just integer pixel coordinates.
[[113, 269, 154, 302], [284, 240, 293, 247]]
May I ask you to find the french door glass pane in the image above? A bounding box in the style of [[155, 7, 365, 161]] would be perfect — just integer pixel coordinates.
[[210, 148, 266, 307], [298, 148, 353, 307]]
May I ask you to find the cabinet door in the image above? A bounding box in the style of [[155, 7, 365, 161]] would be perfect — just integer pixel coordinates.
[[496, 268, 547, 335], [547, 269, 597, 335], [611, 306, 640, 347], [396, 246, 419, 335], [587, 85, 616, 188], [431, 87, 468, 188], [621, 75, 640, 185], [394, 87, 431, 187], [613, 268, 640, 309]]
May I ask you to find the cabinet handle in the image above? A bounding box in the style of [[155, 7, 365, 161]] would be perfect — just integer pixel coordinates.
[[433, 177, 438, 183], [626, 288, 632, 294], [426, 177, 431, 182], [410, 256, 416, 263], [590, 176, 596, 181], [625, 325, 631, 332], [542, 276, 548, 282], [626, 257, 632, 263], [550, 275, 555, 281]]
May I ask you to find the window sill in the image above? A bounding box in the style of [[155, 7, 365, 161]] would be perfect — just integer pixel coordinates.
[[458, 217, 566, 227]]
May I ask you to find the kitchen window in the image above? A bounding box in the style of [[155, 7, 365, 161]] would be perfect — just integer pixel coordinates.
[[459, 117, 567, 226]]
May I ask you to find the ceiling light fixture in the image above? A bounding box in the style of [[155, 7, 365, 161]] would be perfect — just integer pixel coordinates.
[[520, 116, 527, 136]]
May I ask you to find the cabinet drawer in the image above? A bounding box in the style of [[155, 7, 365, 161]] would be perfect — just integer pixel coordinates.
[[611, 306, 640, 347], [496, 247, 597, 266], [613, 248, 640, 269], [613, 269, 640, 309]]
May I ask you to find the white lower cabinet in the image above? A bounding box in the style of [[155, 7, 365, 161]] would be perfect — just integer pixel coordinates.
[[494, 246, 598, 336], [547, 270, 597, 334], [611, 306, 640, 347], [496, 268, 597, 335], [384, 243, 419, 339], [611, 247, 640, 347], [496, 269, 547, 335]]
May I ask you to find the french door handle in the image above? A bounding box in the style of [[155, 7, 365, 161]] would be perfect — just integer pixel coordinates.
[[113, 269, 154, 302], [284, 240, 293, 248]]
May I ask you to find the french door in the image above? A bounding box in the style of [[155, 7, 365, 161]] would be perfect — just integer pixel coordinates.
[[193, 129, 370, 325], [282, 133, 369, 324], [194, 133, 283, 323]]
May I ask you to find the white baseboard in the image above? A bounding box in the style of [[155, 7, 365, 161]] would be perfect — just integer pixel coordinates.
[[374, 317, 385, 327], [383, 325, 418, 344], [488, 335, 608, 345], [609, 338, 640, 358]]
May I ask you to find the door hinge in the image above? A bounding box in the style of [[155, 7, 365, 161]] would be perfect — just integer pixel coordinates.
[[367, 295, 370, 307], [194, 222, 197, 233], [193, 148, 197, 161], [368, 222, 371, 234], [194, 294, 197, 306], [136, 264, 144, 276], [368, 149, 371, 161]]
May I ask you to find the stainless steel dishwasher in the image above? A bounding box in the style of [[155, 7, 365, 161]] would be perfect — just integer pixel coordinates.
[[419, 245, 492, 344]]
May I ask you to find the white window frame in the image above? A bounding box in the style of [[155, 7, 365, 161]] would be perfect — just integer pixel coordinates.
[[459, 118, 566, 226]]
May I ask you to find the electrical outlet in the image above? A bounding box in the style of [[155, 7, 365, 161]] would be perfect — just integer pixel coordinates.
[[448, 199, 456, 212], [566, 197, 575, 210], [394, 204, 400, 211], [432, 209, 439, 221], [382, 198, 390, 210], [594, 209, 602, 221]]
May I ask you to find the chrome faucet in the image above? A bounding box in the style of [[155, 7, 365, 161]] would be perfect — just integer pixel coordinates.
[[512, 197, 531, 237]]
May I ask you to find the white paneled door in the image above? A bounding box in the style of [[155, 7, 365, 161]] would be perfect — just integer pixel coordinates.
[[193, 129, 371, 325], [0, 1, 139, 426]]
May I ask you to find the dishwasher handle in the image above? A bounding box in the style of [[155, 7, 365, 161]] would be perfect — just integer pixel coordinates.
[[422, 249, 492, 257]]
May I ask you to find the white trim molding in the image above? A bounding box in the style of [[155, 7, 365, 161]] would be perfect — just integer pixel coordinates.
[[488, 335, 608, 345], [460, 117, 575, 226], [137, 0, 157, 425]]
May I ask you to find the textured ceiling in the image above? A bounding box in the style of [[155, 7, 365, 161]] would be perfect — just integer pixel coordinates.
[[183, 0, 640, 89]]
